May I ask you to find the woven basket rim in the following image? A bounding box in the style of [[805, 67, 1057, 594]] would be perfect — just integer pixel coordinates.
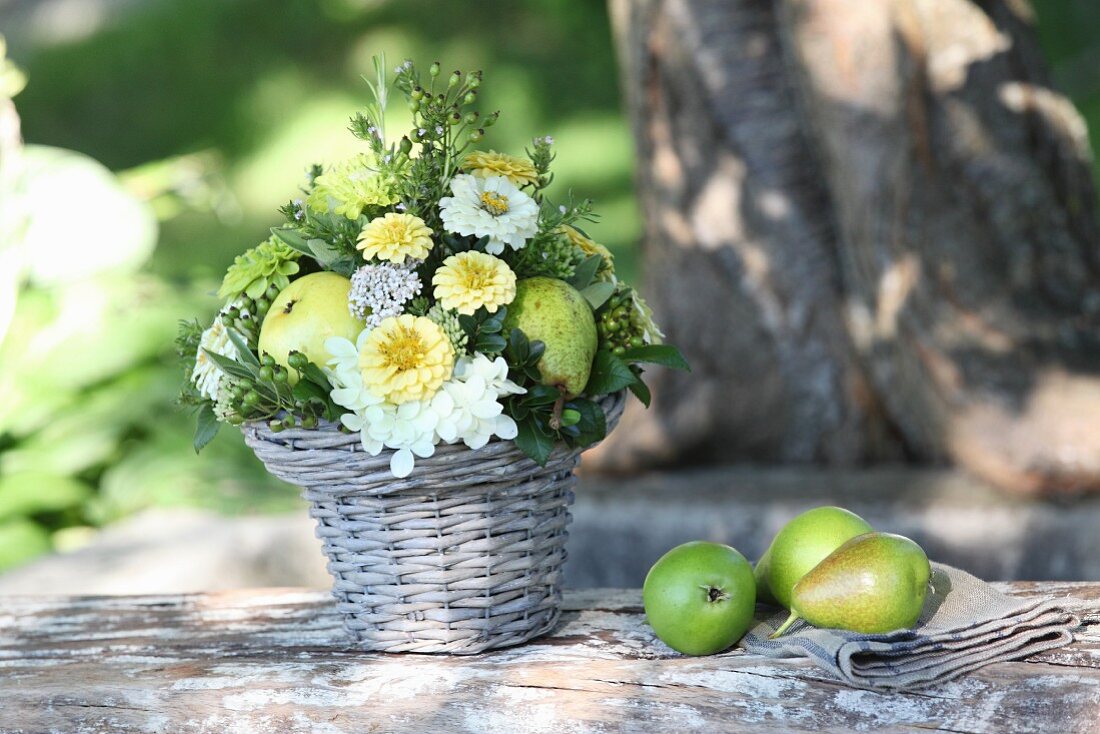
[[241, 390, 626, 495]]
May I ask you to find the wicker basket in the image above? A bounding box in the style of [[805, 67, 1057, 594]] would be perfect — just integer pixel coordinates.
[[242, 391, 625, 654]]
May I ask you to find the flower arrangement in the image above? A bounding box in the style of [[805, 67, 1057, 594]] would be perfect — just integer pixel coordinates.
[[178, 58, 687, 478]]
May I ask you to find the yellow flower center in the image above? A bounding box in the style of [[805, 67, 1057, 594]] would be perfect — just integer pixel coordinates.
[[479, 191, 510, 216], [376, 324, 427, 371]]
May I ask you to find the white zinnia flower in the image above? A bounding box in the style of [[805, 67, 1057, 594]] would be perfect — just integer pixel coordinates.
[[325, 331, 442, 478], [192, 315, 241, 400], [438, 174, 539, 255], [433, 354, 526, 449]]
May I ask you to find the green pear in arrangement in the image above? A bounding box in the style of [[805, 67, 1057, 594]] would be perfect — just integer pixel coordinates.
[[771, 532, 931, 637], [502, 276, 598, 398], [761, 506, 874, 608]]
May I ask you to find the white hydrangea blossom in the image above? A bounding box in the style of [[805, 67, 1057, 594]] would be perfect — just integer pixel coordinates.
[[438, 173, 539, 255], [432, 354, 526, 449], [348, 263, 422, 329], [191, 315, 241, 400], [324, 333, 527, 477]]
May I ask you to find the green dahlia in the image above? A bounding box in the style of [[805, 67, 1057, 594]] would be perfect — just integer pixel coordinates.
[[218, 238, 301, 301]]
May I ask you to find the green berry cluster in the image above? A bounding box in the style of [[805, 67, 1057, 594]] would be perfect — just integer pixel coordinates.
[[221, 284, 279, 349], [510, 232, 583, 280], [598, 287, 647, 356], [426, 303, 469, 354], [218, 351, 328, 432]]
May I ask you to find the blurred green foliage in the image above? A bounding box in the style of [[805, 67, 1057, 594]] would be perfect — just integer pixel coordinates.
[[0, 0, 1097, 571]]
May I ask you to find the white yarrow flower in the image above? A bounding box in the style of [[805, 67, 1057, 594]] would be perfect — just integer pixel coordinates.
[[438, 174, 539, 255], [191, 315, 241, 400], [348, 263, 422, 329]]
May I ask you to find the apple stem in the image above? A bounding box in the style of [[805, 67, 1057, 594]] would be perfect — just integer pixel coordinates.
[[770, 611, 801, 639]]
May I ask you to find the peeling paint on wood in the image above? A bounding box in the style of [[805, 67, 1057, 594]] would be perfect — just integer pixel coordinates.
[[0, 585, 1097, 733]]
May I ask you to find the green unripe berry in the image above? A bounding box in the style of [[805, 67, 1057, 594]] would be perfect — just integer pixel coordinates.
[[269, 419, 285, 433], [483, 111, 500, 127], [449, 112, 462, 126], [261, 354, 276, 368], [258, 366, 274, 382], [429, 62, 441, 77], [408, 100, 420, 113], [411, 86, 424, 100], [283, 415, 297, 428], [399, 136, 413, 156], [469, 128, 484, 143], [227, 414, 244, 426], [630, 336, 645, 348], [448, 71, 461, 88], [287, 352, 308, 370], [301, 416, 318, 429], [463, 90, 477, 105], [273, 368, 289, 383], [612, 346, 627, 356], [464, 111, 479, 125], [242, 391, 260, 406]]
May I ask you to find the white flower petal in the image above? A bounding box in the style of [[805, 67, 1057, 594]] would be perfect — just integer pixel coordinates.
[[390, 449, 415, 478]]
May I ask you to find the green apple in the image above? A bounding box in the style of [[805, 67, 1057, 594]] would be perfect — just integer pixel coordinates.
[[761, 506, 873, 609], [643, 541, 756, 656], [257, 271, 365, 377]]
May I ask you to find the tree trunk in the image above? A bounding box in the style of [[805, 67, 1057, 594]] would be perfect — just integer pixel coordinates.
[[600, 0, 1100, 496]]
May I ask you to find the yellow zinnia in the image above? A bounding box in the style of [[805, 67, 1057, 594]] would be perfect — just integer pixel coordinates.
[[357, 212, 434, 264], [432, 251, 517, 316], [561, 225, 615, 276], [463, 150, 539, 187], [359, 315, 454, 404]]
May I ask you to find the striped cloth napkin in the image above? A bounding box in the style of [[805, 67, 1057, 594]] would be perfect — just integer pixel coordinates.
[[739, 563, 1083, 691]]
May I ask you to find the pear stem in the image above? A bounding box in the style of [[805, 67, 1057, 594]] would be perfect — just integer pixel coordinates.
[[770, 611, 801, 639], [549, 394, 565, 430]]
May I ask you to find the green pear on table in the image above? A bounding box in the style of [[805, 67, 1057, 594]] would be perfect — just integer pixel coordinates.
[[772, 531, 931, 637], [760, 506, 874, 609]]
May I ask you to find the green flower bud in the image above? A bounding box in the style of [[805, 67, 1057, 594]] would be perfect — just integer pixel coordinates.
[[465, 71, 481, 89], [408, 100, 420, 113], [463, 90, 477, 105], [448, 70, 461, 88], [399, 136, 413, 156], [469, 128, 484, 143], [464, 111, 479, 125], [449, 111, 462, 126], [411, 86, 424, 100], [483, 111, 500, 127], [429, 62, 441, 77]]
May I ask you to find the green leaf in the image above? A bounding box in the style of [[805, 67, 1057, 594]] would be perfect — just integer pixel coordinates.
[[0, 520, 52, 571], [226, 329, 261, 370], [507, 328, 530, 362], [568, 255, 602, 291], [270, 227, 313, 257], [193, 403, 221, 453], [307, 238, 343, 265], [562, 397, 607, 447], [620, 344, 690, 371], [628, 369, 652, 408], [203, 351, 257, 381], [585, 350, 637, 395], [515, 416, 556, 466], [0, 473, 92, 522], [580, 281, 615, 310]]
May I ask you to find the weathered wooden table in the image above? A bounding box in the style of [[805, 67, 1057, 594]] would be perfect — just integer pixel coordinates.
[[2, 583, 1098, 733]]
